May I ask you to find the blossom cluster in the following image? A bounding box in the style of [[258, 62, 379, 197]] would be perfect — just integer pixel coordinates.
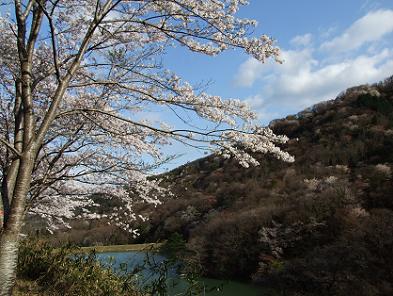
[[0, 1, 291, 233]]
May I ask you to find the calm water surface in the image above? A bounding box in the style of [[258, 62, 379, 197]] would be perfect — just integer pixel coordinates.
[[96, 251, 270, 296]]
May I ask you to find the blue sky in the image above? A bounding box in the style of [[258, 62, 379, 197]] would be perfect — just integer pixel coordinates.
[[156, 0, 393, 171], [2, 1, 393, 171]]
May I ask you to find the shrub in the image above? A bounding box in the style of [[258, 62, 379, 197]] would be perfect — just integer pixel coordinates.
[[17, 240, 140, 296]]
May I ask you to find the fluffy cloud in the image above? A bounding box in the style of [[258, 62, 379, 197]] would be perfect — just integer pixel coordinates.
[[236, 58, 266, 87], [320, 9, 393, 52], [235, 9, 393, 122], [264, 49, 392, 106]]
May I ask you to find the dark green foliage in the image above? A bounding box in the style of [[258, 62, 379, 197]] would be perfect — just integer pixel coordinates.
[[355, 93, 393, 116], [160, 232, 187, 259]]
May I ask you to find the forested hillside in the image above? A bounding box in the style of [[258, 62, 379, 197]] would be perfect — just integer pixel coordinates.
[[137, 77, 393, 295], [29, 77, 393, 295]]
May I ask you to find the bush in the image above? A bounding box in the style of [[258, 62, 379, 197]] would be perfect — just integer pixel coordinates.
[[17, 240, 140, 296]]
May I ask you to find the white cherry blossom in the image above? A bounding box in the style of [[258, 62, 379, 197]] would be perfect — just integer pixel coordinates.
[[0, 3, 292, 293]]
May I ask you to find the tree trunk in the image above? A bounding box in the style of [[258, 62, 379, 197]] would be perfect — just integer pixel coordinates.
[[0, 152, 35, 296], [0, 231, 19, 296], [1, 161, 20, 229], [1, 173, 11, 232]]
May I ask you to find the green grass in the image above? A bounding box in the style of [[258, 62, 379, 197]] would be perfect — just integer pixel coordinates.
[[80, 242, 163, 253]]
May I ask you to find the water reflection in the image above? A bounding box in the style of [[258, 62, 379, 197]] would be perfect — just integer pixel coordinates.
[[96, 251, 270, 296]]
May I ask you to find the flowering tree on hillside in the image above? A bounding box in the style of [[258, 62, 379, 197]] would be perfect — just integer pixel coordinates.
[[0, 1, 294, 294]]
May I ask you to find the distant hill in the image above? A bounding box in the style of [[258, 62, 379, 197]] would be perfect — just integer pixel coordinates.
[[137, 76, 393, 295]]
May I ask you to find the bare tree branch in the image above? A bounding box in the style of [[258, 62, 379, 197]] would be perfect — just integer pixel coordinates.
[[0, 138, 22, 158]]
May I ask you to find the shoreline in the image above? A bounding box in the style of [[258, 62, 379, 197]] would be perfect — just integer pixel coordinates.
[[80, 242, 163, 253]]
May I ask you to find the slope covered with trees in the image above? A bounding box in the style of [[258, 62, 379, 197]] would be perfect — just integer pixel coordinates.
[[26, 77, 393, 295], [136, 77, 393, 295]]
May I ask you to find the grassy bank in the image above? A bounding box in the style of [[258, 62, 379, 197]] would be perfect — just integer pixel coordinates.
[[80, 242, 163, 253], [13, 280, 41, 296], [15, 240, 143, 296]]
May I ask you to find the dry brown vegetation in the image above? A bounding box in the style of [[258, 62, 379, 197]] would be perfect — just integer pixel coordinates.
[[25, 77, 393, 295], [137, 77, 393, 295]]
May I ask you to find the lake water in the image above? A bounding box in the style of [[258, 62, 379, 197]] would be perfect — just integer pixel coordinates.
[[96, 251, 271, 296]]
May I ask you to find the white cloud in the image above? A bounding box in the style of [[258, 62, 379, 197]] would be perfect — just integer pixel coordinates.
[[235, 9, 393, 122], [290, 33, 313, 47], [235, 48, 317, 88], [264, 49, 392, 107], [243, 94, 281, 123], [235, 58, 266, 87], [241, 49, 393, 120], [320, 9, 393, 52]]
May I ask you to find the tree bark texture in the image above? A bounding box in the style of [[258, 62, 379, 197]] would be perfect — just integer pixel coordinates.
[[0, 153, 35, 296]]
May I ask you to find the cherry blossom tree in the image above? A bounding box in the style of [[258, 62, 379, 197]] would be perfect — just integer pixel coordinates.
[[0, 1, 294, 294]]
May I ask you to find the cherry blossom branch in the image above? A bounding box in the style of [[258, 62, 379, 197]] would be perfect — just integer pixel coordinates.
[[55, 107, 234, 140], [35, 0, 121, 145], [0, 1, 291, 235]]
